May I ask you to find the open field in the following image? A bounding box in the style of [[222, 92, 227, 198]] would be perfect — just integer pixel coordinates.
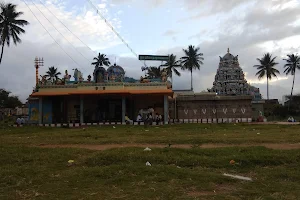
[[1, 123, 300, 199]]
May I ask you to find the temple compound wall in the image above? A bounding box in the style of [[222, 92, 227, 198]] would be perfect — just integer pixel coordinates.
[[169, 93, 253, 123]]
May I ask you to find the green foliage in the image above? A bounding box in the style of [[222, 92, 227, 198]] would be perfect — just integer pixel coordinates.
[[181, 45, 204, 90], [92, 53, 111, 68], [0, 3, 29, 64], [45, 66, 61, 82], [0, 88, 22, 108], [1, 124, 300, 198], [161, 54, 181, 79], [146, 66, 162, 79], [253, 53, 280, 99]]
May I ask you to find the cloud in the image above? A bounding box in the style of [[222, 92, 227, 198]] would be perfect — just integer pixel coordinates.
[[162, 30, 179, 36], [0, 0, 123, 102]]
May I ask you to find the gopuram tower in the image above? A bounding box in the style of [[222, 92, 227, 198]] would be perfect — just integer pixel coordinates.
[[208, 48, 262, 100]]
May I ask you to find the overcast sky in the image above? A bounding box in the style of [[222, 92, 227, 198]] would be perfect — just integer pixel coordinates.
[[1, 0, 300, 102]]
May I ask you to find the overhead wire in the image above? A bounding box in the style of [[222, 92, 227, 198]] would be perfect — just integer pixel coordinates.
[[21, 0, 82, 69], [30, 0, 91, 63], [37, 0, 97, 56], [85, 0, 148, 67]]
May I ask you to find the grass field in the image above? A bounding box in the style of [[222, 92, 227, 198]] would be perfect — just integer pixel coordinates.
[[1, 123, 300, 199]]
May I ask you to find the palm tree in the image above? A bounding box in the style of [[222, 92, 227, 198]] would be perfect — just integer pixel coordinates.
[[181, 45, 204, 91], [253, 53, 280, 100], [0, 3, 29, 64], [45, 66, 61, 82], [160, 54, 181, 82], [283, 54, 300, 108], [92, 53, 110, 68], [147, 66, 162, 79]]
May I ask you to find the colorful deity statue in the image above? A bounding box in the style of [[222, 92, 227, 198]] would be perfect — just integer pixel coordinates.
[[41, 75, 47, 85], [73, 68, 79, 82], [161, 69, 167, 82], [64, 70, 70, 82]]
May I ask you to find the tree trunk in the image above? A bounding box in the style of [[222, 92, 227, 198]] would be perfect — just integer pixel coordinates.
[[267, 77, 269, 100], [0, 43, 5, 64], [191, 68, 193, 91], [288, 72, 296, 111]]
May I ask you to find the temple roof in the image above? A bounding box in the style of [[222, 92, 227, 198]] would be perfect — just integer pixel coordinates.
[[30, 89, 173, 96], [222, 48, 235, 60]]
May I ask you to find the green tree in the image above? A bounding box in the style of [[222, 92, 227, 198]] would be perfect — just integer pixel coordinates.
[[0, 3, 29, 64], [253, 53, 280, 100], [283, 54, 300, 108], [0, 88, 22, 108], [92, 53, 111, 68], [160, 54, 181, 82], [147, 66, 162, 79], [180, 45, 204, 91], [45, 66, 61, 82]]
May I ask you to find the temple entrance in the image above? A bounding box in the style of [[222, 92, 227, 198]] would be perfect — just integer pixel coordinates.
[[51, 96, 68, 123], [96, 98, 122, 122]]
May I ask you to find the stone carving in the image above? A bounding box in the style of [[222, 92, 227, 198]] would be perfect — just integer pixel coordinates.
[[223, 108, 227, 114], [232, 108, 237, 113], [208, 49, 262, 100], [193, 109, 197, 114], [202, 108, 206, 114]]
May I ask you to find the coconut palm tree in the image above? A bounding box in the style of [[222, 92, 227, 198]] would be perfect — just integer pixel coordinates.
[[283, 54, 300, 108], [181, 45, 204, 91], [253, 53, 280, 100], [0, 3, 29, 64], [45, 66, 61, 82], [92, 53, 110, 68], [160, 54, 181, 82], [147, 66, 162, 79]]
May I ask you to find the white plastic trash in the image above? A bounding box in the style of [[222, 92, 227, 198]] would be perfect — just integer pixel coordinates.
[[144, 147, 152, 151], [146, 161, 151, 166], [223, 173, 252, 181]]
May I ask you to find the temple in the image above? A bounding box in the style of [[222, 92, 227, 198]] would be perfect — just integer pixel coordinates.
[[208, 48, 262, 100], [28, 63, 172, 125]]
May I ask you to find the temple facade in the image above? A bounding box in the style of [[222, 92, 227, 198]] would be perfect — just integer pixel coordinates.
[[208, 48, 262, 100], [169, 49, 265, 122], [28, 64, 172, 125]]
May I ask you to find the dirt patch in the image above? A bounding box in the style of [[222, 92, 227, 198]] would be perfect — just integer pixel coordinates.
[[187, 184, 236, 197], [36, 143, 300, 151]]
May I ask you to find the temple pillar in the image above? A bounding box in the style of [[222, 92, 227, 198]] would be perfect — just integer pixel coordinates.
[[122, 96, 126, 124], [39, 97, 43, 124], [164, 95, 169, 124], [80, 96, 84, 124]]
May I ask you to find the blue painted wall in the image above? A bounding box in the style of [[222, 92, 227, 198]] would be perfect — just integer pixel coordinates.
[[28, 101, 39, 123], [42, 99, 52, 124]]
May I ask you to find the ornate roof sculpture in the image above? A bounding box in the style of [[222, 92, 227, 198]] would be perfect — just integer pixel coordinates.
[[107, 64, 125, 82], [208, 48, 262, 100]]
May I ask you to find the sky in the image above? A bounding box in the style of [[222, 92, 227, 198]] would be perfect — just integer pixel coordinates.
[[1, 0, 300, 102]]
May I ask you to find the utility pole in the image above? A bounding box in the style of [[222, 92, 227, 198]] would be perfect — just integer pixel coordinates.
[[34, 57, 44, 86]]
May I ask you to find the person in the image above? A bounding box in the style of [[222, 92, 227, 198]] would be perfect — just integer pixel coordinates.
[[125, 114, 133, 125], [156, 113, 162, 125], [136, 114, 143, 124], [20, 117, 25, 125], [146, 113, 153, 125], [16, 117, 21, 125]]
